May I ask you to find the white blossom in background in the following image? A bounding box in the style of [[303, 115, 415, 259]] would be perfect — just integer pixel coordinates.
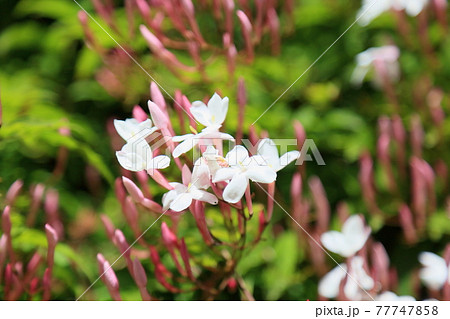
[[114, 118, 158, 141], [162, 159, 218, 212], [357, 0, 430, 26], [418, 252, 449, 290], [376, 291, 416, 301], [257, 138, 300, 172], [321, 215, 371, 258], [318, 256, 374, 300], [116, 142, 170, 172], [172, 93, 234, 158], [351, 45, 400, 87], [213, 145, 277, 203], [202, 146, 228, 178]]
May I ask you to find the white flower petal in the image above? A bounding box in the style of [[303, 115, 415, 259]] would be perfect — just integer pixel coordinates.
[[190, 101, 212, 127], [172, 133, 194, 142], [208, 93, 228, 125], [191, 189, 218, 205], [419, 252, 448, 290], [318, 264, 347, 299], [148, 155, 171, 170], [257, 138, 279, 167], [342, 215, 371, 256], [277, 151, 300, 171], [246, 167, 277, 184], [170, 192, 193, 212], [173, 136, 198, 158], [223, 173, 248, 203], [162, 189, 178, 211], [320, 231, 350, 257], [213, 167, 239, 183], [192, 158, 211, 189], [225, 145, 250, 166]]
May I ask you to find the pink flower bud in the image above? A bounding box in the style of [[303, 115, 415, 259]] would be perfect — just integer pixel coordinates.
[[161, 222, 178, 247], [148, 100, 170, 131], [236, 10, 254, 62], [124, 197, 139, 230], [308, 177, 330, 234], [371, 242, 390, 289], [150, 82, 167, 113], [2, 206, 11, 234], [44, 189, 59, 217], [179, 238, 195, 281], [45, 224, 58, 248], [103, 260, 121, 300], [114, 230, 130, 256], [132, 258, 148, 288], [114, 177, 127, 206], [132, 105, 149, 122], [26, 252, 41, 277], [148, 170, 174, 190], [140, 25, 164, 51], [410, 115, 424, 158], [236, 77, 246, 143], [399, 204, 417, 244], [267, 8, 280, 55], [6, 180, 23, 206], [100, 214, 116, 241], [122, 176, 145, 203], [141, 198, 163, 213]]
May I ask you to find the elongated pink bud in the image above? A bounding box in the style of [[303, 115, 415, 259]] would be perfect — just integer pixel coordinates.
[[392, 115, 406, 178], [411, 157, 426, 231], [100, 214, 116, 241], [236, 77, 246, 143], [149, 246, 172, 278], [371, 243, 390, 290], [26, 252, 42, 279], [103, 260, 121, 301], [124, 197, 139, 230], [6, 180, 23, 206], [140, 25, 164, 51], [148, 170, 174, 190], [148, 100, 170, 131], [133, 258, 148, 288], [179, 238, 195, 281], [150, 82, 167, 113], [27, 183, 45, 226], [45, 224, 58, 270], [2, 205, 11, 234], [114, 177, 127, 206], [44, 189, 59, 217], [223, 0, 235, 37], [115, 230, 130, 257], [308, 177, 329, 234], [161, 222, 178, 247], [410, 115, 424, 158], [122, 176, 145, 203], [45, 224, 58, 248], [133, 105, 148, 122], [399, 204, 417, 244], [192, 201, 214, 245], [236, 10, 254, 62], [267, 8, 280, 55], [359, 152, 380, 215], [141, 198, 163, 213]]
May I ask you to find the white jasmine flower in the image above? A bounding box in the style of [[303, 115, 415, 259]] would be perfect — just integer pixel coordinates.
[[114, 119, 158, 141], [116, 142, 170, 172], [357, 0, 430, 26], [376, 291, 416, 301], [162, 160, 218, 212], [172, 93, 234, 158], [257, 138, 300, 172], [318, 256, 374, 300], [321, 215, 371, 258], [212, 145, 277, 204], [418, 252, 449, 290], [202, 146, 228, 178], [351, 45, 400, 86]]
